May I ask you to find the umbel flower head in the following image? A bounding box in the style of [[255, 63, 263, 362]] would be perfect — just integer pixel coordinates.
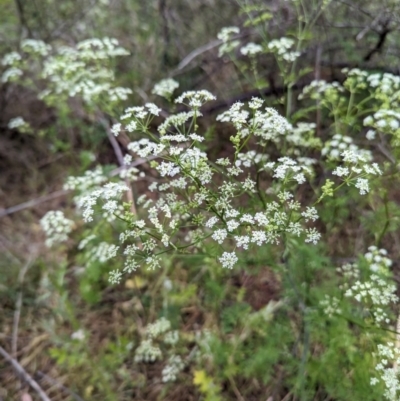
[[59, 91, 338, 285], [40, 211, 74, 247]]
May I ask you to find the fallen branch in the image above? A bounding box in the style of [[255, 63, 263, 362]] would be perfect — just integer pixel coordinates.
[[177, 39, 222, 70], [0, 345, 52, 401], [0, 190, 69, 219]]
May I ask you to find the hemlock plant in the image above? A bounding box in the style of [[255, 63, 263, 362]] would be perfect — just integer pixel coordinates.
[[4, 12, 400, 399]]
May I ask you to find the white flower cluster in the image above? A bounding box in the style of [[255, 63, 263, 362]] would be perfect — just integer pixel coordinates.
[[71, 329, 86, 341], [368, 72, 400, 91], [175, 90, 216, 109], [364, 110, 400, 142], [332, 150, 382, 195], [298, 80, 344, 102], [364, 246, 392, 273], [76, 182, 128, 222], [2, 37, 132, 105], [164, 330, 179, 345], [40, 211, 74, 247], [158, 111, 195, 135], [286, 122, 320, 151], [134, 317, 185, 382], [114, 104, 162, 139], [64, 166, 107, 193], [207, 194, 321, 258], [66, 91, 330, 283], [371, 342, 400, 400], [322, 133, 371, 161], [146, 317, 171, 338], [341, 68, 368, 91], [217, 26, 240, 56], [298, 69, 400, 150], [7, 117, 30, 131], [1, 67, 23, 83], [152, 78, 179, 99], [134, 339, 162, 363], [62, 91, 327, 281], [344, 248, 397, 324], [320, 295, 341, 317], [64, 168, 129, 224], [219, 251, 238, 269], [336, 247, 400, 397], [21, 39, 51, 56], [162, 355, 185, 383], [235, 150, 268, 168], [240, 42, 263, 56], [76, 37, 130, 59], [345, 274, 398, 323], [87, 242, 119, 264], [2, 51, 22, 66], [265, 157, 311, 184], [366, 72, 400, 107], [267, 37, 300, 62], [217, 99, 293, 142], [336, 262, 359, 288]]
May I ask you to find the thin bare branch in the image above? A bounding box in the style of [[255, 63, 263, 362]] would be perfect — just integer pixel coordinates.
[[0, 190, 69, 219], [12, 257, 35, 356], [98, 116, 138, 216], [0, 346, 52, 401], [177, 39, 222, 70], [356, 11, 384, 41]]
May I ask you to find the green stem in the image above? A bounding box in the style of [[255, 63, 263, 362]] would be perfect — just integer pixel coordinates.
[[376, 194, 390, 247]]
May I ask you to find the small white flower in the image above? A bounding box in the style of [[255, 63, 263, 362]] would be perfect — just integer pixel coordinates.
[[162, 355, 184, 383], [240, 214, 254, 224], [109, 270, 123, 284], [40, 211, 74, 247], [217, 26, 240, 42], [332, 167, 349, 177], [111, 123, 121, 136], [145, 102, 162, 116], [305, 228, 321, 244], [212, 229, 228, 244], [251, 230, 267, 246], [301, 207, 319, 222], [248, 97, 264, 109], [71, 329, 86, 341], [240, 42, 263, 56], [226, 219, 240, 232], [355, 178, 369, 195], [125, 121, 137, 132], [235, 235, 250, 249], [152, 78, 179, 98], [219, 251, 238, 269], [8, 117, 27, 129]]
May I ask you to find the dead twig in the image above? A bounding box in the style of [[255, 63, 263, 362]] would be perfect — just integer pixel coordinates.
[[356, 11, 384, 41], [176, 39, 222, 71], [0, 345, 52, 401], [98, 116, 138, 216], [12, 257, 35, 356], [0, 190, 69, 219]]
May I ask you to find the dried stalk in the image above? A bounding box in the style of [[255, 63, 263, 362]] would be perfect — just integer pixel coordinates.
[[0, 346, 52, 401]]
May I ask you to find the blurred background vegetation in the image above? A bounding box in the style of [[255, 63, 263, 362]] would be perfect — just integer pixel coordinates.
[[2, 0, 400, 400]]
